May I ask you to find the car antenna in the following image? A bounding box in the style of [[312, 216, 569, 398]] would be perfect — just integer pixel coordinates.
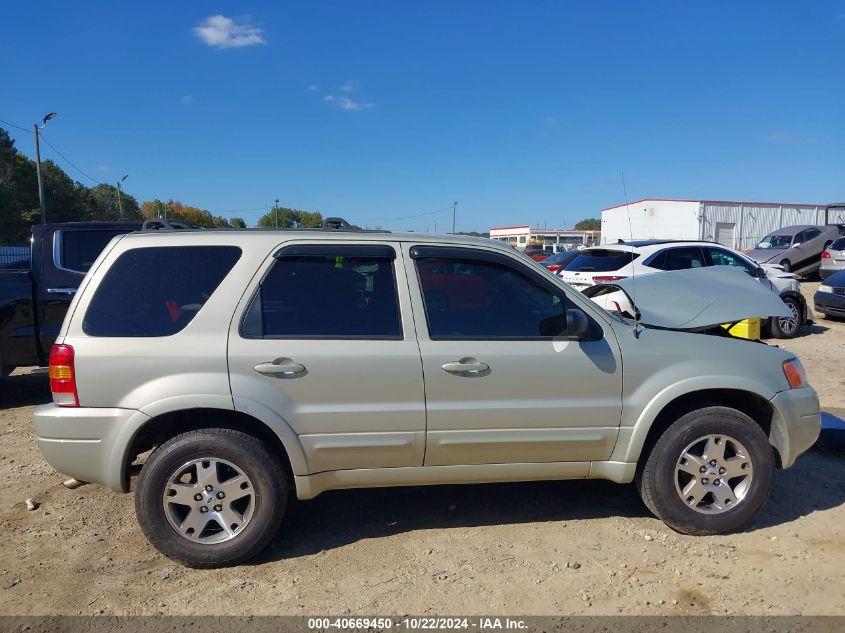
[[621, 169, 642, 337]]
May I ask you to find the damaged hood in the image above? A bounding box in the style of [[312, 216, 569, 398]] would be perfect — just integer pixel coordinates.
[[585, 266, 792, 331]]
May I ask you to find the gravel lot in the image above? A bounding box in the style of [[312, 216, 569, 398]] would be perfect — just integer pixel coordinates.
[[1, 282, 843, 616]]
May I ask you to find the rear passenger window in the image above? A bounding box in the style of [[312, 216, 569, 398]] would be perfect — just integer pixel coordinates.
[[242, 246, 401, 339], [83, 246, 241, 337], [651, 247, 705, 271]]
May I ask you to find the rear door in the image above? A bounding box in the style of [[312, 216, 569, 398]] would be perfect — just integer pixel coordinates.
[[405, 244, 623, 467], [227, 241, 426, 473]]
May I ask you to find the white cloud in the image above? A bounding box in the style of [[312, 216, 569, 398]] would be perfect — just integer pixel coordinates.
[[337, 97, 374, 111], [340, 80, 356, 92], [193, 15, 266, 49], [96, 165, 109, 172], [181, 94, 194, 104], [307, 84, 319, 91], [323, 95, 336, 102]]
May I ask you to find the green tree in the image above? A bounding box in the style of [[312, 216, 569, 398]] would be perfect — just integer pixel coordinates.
[[229, 217, 247, 228], [90, 183, 142, 221], [0, 128, 39, 242], [574, 218, 601, 230], [256, 207, 323, 229]]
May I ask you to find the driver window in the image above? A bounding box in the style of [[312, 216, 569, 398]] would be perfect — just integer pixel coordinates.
[[415, 255, 577, 339], [707, 248, 755, 274]]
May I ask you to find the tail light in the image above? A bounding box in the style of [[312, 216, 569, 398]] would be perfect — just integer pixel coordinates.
[[822, 251, 830, 259], [545, 264, 562, 272], [593, 275, 627, 283], [49, 344, 79, 407]]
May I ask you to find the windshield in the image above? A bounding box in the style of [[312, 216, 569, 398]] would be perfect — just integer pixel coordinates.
[[564, 249, 639, 272], [756, 234, 792, 250]]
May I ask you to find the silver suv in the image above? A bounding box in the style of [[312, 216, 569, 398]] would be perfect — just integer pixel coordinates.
[[34, 225, 821, 567]]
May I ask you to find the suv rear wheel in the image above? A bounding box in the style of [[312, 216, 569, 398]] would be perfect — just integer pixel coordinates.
[[636, 406, 774, 535], [135, 428, 288, 567]]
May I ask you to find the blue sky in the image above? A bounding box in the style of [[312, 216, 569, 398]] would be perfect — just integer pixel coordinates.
[[2, 1, 843, 231]]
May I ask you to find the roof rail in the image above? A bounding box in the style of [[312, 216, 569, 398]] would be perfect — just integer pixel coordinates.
[[318, 217, 389, 233], [141, 219, 198, 231]]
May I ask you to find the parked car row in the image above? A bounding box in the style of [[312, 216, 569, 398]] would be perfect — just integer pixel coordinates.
[[551, 239, 811, 339]]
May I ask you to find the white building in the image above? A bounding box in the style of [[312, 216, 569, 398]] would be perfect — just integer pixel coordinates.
[[600, 199, 845, 250], [489, 225, 600, 250]]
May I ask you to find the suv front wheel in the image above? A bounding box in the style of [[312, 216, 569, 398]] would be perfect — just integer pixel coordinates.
[[637, 406, 774, 535], [135, 428, 288, 568]]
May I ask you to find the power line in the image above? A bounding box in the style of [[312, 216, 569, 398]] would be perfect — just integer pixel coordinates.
[[357, 205, 453, 222], [37, 133, 101, 185], [0, 117, 30, 133]]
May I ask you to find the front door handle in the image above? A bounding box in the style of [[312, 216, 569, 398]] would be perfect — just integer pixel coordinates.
[[441, 359, 489, 374], [46, 287, 77, 295], [254, 360, 306, 376]]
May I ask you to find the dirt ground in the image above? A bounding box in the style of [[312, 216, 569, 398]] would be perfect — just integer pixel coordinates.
[[1, 282, 843, 616]]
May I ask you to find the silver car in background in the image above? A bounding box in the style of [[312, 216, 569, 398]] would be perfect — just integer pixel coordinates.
[[820, 237, 845, 280], [745, 224, 842, 276]]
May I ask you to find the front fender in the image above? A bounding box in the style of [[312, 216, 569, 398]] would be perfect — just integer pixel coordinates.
[[612, 375, 777, 464]]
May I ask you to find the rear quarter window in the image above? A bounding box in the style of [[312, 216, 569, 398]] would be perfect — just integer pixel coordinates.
[[564, 250, 639, 272], [82, 245, 241, 337], [829, 238, 845, 251]]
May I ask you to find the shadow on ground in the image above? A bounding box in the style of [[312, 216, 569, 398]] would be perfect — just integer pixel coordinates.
[[254, 448, 845, 563], [0, 372, 51, 409]]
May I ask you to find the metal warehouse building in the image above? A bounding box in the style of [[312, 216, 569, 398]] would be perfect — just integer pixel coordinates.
[[601, 199, 845, 250]]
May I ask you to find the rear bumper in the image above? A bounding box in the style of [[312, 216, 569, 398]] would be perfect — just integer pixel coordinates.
[[814, 290, 845, 316], [768, 387, 820, 468], [34, 404, 149, 492], [819, 266, 844, 280]]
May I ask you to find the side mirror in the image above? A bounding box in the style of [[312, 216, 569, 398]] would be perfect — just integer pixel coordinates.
[[754, 266, 767, 278], [566, 309, 590, 340], [792, 242, 802, 248]]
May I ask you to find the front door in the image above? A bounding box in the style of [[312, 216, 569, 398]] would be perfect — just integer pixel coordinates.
[[404, 244, 623, 467], [227, 241, 426, 473]]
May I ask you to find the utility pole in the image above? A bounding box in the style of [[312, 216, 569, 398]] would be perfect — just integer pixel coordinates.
[[33, 113, 57, 224], [451, 201, 458, 234], [116, 174, 128, 220], [274, 198, 279, 228], [434, 219, 438, 233]]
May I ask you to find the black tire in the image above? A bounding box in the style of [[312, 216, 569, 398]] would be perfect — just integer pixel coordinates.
[[770, 295, 802, 339], [135, 428, 288, 568], [779, 259, 791, 273], [636, 406, 774, 535]]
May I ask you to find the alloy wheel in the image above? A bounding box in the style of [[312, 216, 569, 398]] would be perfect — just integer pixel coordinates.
[[162, 457, 255, 544], [674, 434, 753, 514]]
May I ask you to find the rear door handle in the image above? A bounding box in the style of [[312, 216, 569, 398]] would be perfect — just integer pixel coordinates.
[[441, 359, 489, 374], [46, 287, 77, 295], [254, 360, 306, 376]]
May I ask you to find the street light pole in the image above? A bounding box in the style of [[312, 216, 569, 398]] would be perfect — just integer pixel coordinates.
[[451, 201, 458, 234], [274, 198, 279, 228], [116, 174, 128, 220], [33, 112, 57, 224]]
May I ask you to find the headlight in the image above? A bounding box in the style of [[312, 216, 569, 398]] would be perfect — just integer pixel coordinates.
[[819, 284, 832, 293], [782, 358, 808, 389]]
